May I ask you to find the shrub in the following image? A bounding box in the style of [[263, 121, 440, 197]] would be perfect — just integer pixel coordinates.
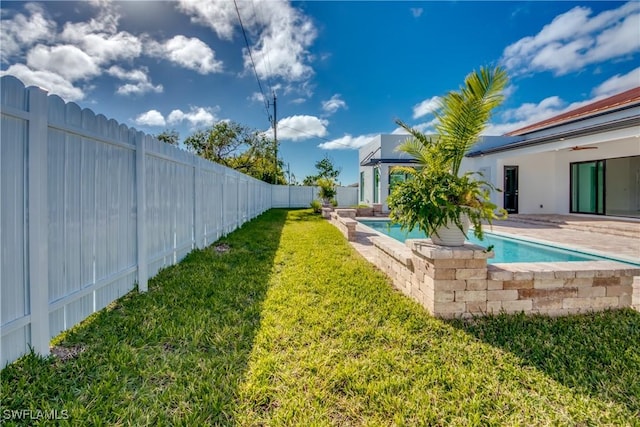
[[310, 199, 322, 213]]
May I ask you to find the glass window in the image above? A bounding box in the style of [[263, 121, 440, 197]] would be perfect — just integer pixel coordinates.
[[373, 168, 379, 203], [360, 171, 365, 202], [571, 160, 604, 214], [389, 170, 411, 194]]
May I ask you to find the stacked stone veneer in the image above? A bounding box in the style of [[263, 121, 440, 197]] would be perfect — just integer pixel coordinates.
[[329, 209, 357, 241], [370, 235, 640, 318]]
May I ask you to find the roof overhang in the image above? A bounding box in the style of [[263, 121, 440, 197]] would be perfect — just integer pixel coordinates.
[[467, 115, 640, 157], [360, 158, 418, 167]]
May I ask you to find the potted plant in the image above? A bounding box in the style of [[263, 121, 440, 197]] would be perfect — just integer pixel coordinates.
[[317, 177, 337, 207], [388, 66, 508, 246]]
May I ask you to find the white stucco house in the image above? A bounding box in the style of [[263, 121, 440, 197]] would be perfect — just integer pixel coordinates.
[[358, 87, 640, 218]]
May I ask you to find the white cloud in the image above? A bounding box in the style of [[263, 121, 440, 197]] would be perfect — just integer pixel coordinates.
[[412, 96, 441, 119], [245, 1, 317, 82], [588, 13, 640, 64], [177, 0, 316, 82], [0, 63, 85, 101], [322, 94, 347, 115], [410, 8, 424, 18], [391, 127, 410, 135], [3, 1, 145, 100], [26, 44, 100, 81], [414, 118, 440, 134], [276, 115, 328, 141], [133, 106, 223, 129], [177, 0, 238, 40], [482, 121, 526, 136], [502, 2, 640, 75], [107, 66, 163, 96], [592, 67, 640, 97], [249, 92, 266, 104], [71, 31, 142, 64], [152, 35, 223, 74], [135, 110, 166, 127], [484, 94, 603, 135], [58, 3, 143, 64], [107, 65, 145, 82], [167, 106, 218, 128], [392, 118, 439, 135], [502, 84, 517, 100], [0, 3, 57, 61], [318, 134, 374, 150], [501, 96, 565, 122]]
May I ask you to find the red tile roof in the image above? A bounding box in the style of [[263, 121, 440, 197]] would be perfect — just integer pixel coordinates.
[[505, 86, 640, 136]]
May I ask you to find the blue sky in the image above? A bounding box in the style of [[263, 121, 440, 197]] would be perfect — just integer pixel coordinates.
[[2, 1, 639, 185]]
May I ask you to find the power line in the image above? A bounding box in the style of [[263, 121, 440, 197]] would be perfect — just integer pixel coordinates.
[[233, 0, 270, 122], [251, 0, 276, 96]]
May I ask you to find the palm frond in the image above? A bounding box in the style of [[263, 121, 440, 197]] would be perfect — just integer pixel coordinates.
[[435, 65, 508, 175], [394, 119, 435, 148]]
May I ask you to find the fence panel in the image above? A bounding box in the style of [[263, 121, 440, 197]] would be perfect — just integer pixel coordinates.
[[0, 79, 30, 364], [272, 185, 357, 208], [0, 75, 336, 367], [336, 186, 358, 207]]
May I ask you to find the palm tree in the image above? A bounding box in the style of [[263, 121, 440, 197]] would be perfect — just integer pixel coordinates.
[[388, 65, 509, 245], [395, 65, 508, 176]]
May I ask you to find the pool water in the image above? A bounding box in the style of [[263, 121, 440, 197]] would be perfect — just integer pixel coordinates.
[[359, 220, 614, 264]]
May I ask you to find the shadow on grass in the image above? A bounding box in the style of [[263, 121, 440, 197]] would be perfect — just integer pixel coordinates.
[[0, 209, 288, 426], [447, 309, 640, 415]]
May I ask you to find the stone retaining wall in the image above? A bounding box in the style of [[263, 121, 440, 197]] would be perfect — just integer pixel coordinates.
[[329, 209, 357, 241], [371, 235, 640, 318]]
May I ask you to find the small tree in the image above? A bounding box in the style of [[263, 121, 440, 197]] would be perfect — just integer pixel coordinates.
[[183, 121, 285, 184], [155, 129, 180, 145], [316, 177, 337, 205], [303, 154, 341, 186]]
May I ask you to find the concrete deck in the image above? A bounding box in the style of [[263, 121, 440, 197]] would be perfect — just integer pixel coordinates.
[[350, 214, 640, 266], [507, 214, 640, 239]]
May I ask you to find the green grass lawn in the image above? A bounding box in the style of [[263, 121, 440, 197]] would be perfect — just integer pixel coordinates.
[[2, 209, 639, 426]]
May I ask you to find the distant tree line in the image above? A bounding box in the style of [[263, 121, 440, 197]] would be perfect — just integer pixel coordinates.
[[155, 122, 285, 185], [155, 125, 341, 187]]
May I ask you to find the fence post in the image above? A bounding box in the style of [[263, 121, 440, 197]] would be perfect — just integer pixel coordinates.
[[136, 132, 148, 292], [236, 176, 240, 228], [193, 156, 203, 249], [27, 86, 50, 356]]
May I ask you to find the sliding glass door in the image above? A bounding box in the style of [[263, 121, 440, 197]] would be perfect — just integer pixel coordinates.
[[570, 160, 604, 214], [605, 156, 640, 218]]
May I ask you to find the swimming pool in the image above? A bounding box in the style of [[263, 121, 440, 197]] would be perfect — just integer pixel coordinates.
[[359, 220, 635, 265]]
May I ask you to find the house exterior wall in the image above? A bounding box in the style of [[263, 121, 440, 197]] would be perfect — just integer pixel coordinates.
[[358, 134, 412, 209], [357, 103, 639, 216], [359, 164, 374, 204], [461, 130, 639, 215]]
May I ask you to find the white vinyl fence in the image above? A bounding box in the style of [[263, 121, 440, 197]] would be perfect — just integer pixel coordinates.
[[271, 185, 358, 208], [0, 76, 360, 367], [1, 76, 277, 366]]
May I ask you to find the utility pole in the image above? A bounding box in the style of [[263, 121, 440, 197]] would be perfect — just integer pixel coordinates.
[[271, 92, 278, 184]]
